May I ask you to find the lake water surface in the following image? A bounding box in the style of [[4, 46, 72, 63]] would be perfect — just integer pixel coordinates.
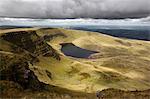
[[61, 43, 98, 58]]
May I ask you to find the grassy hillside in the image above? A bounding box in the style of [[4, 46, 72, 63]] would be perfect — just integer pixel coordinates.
[[0, 28, 150, 98]]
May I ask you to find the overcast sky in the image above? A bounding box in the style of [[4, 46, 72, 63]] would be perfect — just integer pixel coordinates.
[[0, 0, 150, 19]]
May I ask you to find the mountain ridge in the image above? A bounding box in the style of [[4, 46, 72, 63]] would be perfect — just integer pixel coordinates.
[[0, 28, 150, 98]]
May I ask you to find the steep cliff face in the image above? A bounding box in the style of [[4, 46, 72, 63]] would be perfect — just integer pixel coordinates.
[[0, 53, 46, 89], [1, 30, 60, 59], [0, 30, 61, 90]]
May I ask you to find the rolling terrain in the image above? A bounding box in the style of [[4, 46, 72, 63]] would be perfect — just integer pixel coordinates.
[[0, 28, 150, 98]]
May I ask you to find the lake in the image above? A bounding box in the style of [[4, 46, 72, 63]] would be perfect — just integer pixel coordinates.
[[61, 43, 98, 58]]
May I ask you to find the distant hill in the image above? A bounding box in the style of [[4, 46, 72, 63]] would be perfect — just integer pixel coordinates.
[[72, 27, 150, 41], [0, 25, 32, 29]]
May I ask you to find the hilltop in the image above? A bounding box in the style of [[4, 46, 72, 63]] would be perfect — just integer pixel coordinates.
[[0, 28, 150, 98]]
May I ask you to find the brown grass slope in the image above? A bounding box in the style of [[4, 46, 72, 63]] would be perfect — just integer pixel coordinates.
[[0, 28, 150, 98]]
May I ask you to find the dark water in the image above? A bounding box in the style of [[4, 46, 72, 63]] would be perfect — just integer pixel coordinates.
[[61, 43, 98, 58]]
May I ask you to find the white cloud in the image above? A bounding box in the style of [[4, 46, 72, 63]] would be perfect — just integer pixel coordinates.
[[0, 0, 150, 18]]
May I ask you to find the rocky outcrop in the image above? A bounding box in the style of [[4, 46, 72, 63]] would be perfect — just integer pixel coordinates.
[[96, 88, 150, 99], [1, 30, 60, 60], [0, 30, 61, 90], [0, 53, 45, 90]]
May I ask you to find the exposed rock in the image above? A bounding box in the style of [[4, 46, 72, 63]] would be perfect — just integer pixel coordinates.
[[0, 30, 61, 91]]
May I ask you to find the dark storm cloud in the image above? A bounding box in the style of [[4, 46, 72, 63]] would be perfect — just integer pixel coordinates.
[[0, 0, 150, 18]]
